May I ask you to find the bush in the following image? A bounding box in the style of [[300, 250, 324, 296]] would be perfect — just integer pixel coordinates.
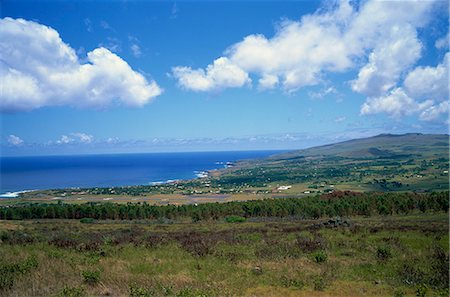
[[82, 270, 100, 285], [176, 232, 214, 257], [129, 283, 154, 297], [176, 287, 208, 297], [376, 246, 392, 261], [313, 276, 327, 291], [280, 276, 305, 289], [80, 218, 95, 224], [393, 289, 405, 297], [58, 285, 86, 297], [0, 256, 38, 290], [429, 246, 449, 289], [225, 216, 246, 223], [296, 235, 325, 253], [313, 251, 327, 263], [416, 284, 428, 297]]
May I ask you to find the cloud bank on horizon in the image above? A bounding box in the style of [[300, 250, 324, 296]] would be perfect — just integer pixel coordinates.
[[0, 17, 162, 112], [172, 0, 449, 122]]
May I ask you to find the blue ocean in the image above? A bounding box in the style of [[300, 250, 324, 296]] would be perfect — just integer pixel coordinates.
[[0, 150, 284, 196]]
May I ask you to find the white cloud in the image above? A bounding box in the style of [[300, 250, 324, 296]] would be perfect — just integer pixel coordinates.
[[308, 86, 337, 99], [100, 20, 112, 30], [334, 116, 346, 123], [0, 17, 162, 112], [435, 32, 449, 49], [404, 53, 449, 102], [106, 137, 119, 144], [258, 74, 279, 90], [171, 3, 178, 19], [7, 135, 24, 146], [84, 18, 92, 32], [419, 101, 449, 121], [350, 25, 422, 97], [99, 37, 122, 53], [57, 135, 73, 144], [361, 52, 449, 122], [172, 57, 250, 92], [56, 132, 94, 144], [172, 0, 436, 93], [360, 88, 430, 118], [72, 132, 94, 143], [130, 44, 142, 58]]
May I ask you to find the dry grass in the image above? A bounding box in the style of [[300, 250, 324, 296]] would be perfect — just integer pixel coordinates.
[[0, 213, 448, 296]]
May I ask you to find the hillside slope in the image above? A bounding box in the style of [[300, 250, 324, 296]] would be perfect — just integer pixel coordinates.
[[267, 133, 449, 160], [214, 133, 449, 193]]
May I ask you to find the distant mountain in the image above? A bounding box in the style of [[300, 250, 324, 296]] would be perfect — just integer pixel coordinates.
[[267, 133, 449, 160]]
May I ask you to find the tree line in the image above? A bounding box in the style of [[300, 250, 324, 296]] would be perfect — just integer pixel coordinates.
[[0, 191, 448, 221]]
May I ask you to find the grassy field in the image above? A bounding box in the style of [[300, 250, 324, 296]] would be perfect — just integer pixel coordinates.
[[1, 212, 448, 297]]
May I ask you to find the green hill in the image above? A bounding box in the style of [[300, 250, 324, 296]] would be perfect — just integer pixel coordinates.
[[215, 133, 449, 193], [268, 133, 449, 160]]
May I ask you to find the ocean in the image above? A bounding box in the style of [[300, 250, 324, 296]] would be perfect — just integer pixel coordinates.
[[0, 150, 284, 196]]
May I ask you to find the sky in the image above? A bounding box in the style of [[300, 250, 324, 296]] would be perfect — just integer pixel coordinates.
[[0, 0, 449, 156]]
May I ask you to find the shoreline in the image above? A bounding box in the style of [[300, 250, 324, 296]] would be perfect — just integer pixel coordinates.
[[0, 160, 236, 198], [0, 190, 36, 198]]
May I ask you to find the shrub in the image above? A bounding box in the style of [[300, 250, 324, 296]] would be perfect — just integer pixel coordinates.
[[0, 256, 38, 290], [255, 240, 299, 260], [129, 283, 154, 297], [376, 246, 392, 261], [296, 235, 325, 253], [225, 216, 246, 223], [429, 246, 449, 289], [176, 232, 214, 257], [82, 270, 100, 285], [58, 285, 86, 297], [416, 284, 428, 297], [399, 261, 426, 286], [313, 276, 327, 291], [313, 251, 327, 263], [176, 287, 208, 297], [280, 276, 305, 289], [80, 218, 95, 224]]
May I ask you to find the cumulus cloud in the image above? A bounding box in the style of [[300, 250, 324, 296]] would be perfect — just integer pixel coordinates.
[[172, 57, 250, 92], [360, 88, 426, 118], [0, 17, 162, 112], [258, 74, 279, 90], [72, 132, 94, 143], [419, 101, 449, 122], [7, 135, 24, 146], [435, 32, 449, 49], [360, 53, 449, 122], [57, 135, 73, 144], [404, 53, 449, 102], [172, 0, 436, 93], [56, 133, 94, 144], [350, 25, 422, 97]]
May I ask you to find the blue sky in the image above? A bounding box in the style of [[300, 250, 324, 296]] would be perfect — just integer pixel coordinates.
[[1, 0, 448, 156]]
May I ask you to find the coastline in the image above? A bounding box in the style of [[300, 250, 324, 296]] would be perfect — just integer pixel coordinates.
[[0, 190, 36, 198]]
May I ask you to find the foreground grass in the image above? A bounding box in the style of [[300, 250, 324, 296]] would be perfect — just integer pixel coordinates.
[[0, 213, 448, 297]]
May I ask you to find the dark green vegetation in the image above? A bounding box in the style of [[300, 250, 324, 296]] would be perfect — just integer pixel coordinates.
[[1, 191, 448, 221], [0, 213, 448, 296]]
